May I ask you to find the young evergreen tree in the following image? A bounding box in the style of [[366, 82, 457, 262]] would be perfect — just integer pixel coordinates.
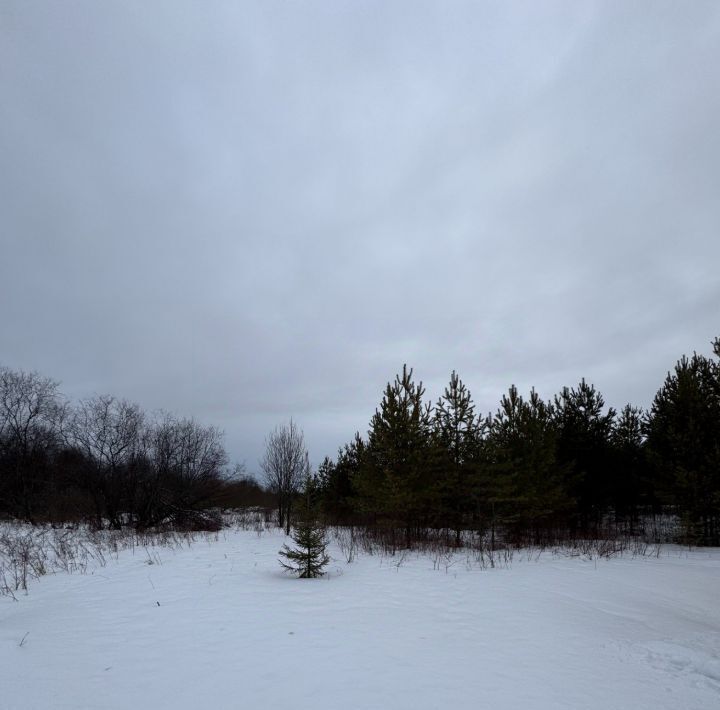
[[434, 371, 482, 544], [316, 435, 365, 524], [354, 365, 433, 542], [553, 379, 615, 529], [645, 343, 720, 545], [609, 404, 647, 527], [279, 477, 330, 578], [486, 386, 571, 543]]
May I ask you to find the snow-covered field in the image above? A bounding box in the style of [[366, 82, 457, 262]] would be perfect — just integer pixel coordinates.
[[2, 525, 719, 710]]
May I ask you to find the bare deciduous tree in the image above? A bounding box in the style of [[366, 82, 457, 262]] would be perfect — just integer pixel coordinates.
[[66, 395, 144, 528], [138, 413, 227, 529], [260, 420, 309, 534], [0, 368, 64, 522]]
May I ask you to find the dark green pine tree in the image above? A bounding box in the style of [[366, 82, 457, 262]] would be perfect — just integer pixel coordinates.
[[645, 341, 720, 545], [316, 434, 365, 524], [609, 404, 648, 527], [279, 478, 330, 578], [354, 365, 433, 541], [485, 386, 571, 544], [553, 379, 615, 528], [434, 371, 482, 544]]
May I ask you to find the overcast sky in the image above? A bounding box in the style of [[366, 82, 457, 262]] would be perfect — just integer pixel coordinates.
[[1, 1, 719, 472]]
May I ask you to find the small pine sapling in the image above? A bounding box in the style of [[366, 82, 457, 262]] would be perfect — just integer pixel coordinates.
[[279, 475, 330, 578]]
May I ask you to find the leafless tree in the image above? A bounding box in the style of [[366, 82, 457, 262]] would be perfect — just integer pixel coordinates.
[[66, 395, 144, 528], [138, 413, 227, 529], [0, 368, 64, 522], [260, 420, 309, 534]]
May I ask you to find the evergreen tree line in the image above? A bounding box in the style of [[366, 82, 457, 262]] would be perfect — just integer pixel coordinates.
[[313, 338, 720, 546], [0, 369, 270, 529]]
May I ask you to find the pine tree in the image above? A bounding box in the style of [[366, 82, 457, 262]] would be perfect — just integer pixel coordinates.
[[610, 404, 647, 527], [353, 365, 433, 541], [553, 379, 615, 528], [279, 520, 330, 578], [316, 437, 364, 524], [645, 343, 720, 545], [279, 478, 330, 578], [485, 386, 571, 543], [434, 371, 482, 544]]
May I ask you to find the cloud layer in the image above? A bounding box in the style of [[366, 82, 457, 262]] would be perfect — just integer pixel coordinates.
[[2, 1, 719, 469]]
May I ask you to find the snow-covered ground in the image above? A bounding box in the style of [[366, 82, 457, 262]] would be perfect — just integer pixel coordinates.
[[1, 526, 719, 710]]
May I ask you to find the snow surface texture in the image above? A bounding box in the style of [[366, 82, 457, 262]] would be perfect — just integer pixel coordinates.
[[2, 528, 719, 710]]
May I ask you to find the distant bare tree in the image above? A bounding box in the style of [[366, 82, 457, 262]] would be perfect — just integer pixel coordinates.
[[261, 420, 309, 534], [0, 368, 64, 522], [66, 395, 144, 528], [138, 413, 227, 529]]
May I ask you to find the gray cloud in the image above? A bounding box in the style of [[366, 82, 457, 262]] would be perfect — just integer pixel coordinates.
[[2, 1, 719, 470]]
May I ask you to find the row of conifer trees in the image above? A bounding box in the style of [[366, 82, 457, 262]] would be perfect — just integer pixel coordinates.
[[311, 338, 720, 546]]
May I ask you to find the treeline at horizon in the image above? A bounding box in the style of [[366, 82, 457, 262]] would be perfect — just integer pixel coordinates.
[[312, 336, 720, 547], [1, 336, 719, 546], [0, 374, 271, 531]]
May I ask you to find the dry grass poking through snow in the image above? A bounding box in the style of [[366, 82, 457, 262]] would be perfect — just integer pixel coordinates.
[[0, 509, 291, 598], [1, 511, 665, 598]]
